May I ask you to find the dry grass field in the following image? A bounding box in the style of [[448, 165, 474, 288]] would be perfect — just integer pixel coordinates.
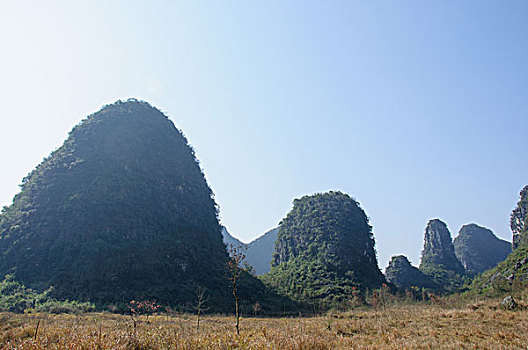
[[1, 298, 527, 349]]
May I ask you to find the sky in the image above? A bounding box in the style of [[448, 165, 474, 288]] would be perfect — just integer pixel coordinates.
[[1, 1, 527, 269]]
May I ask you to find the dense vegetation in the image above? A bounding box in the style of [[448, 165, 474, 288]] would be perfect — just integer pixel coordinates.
[[0, 275, 94, 314], [0, 100, 237, 310], [471, 243, 528, 293], [263, 191, 385, 309], [453, 223, 510, 276]]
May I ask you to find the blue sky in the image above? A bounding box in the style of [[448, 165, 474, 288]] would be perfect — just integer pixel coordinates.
[[1, 1, 527, 269]]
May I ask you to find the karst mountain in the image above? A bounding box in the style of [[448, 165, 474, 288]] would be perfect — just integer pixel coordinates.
[[262, 191, 386, 308], [0, 100, 236, 309]]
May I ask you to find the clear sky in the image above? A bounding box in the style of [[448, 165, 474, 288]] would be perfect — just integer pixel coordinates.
[[1, 1, 527, 270]]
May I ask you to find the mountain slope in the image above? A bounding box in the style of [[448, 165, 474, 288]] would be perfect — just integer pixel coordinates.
[[471, 186, 528, 293]]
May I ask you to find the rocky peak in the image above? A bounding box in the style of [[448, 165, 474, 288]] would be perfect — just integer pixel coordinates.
[[511, 185, 528, 249], [453, 223, 511, 275], [419, 219, 464, 274], [458, 223, 494, 239]]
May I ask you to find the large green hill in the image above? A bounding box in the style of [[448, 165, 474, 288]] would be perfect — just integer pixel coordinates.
[[0, 100, 231, 308]]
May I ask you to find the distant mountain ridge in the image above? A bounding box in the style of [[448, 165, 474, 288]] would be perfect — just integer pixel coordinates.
[[387, 220, 511, 293], [224, 217, 513, 291], [221, 226, 245, 250], [221, 226, 278, 275], [246, 228, 278, 275]]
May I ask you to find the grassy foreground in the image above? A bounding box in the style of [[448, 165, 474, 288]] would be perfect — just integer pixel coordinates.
[[0, 299, 527, 349]]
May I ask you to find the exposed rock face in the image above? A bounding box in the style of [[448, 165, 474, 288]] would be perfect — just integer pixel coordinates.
[[419, 219, 465, 292], [385, 255, 438, 290], [511, 186, 528, 249], [453, 224, 511, 275], [246, 228, 278, 275], [420, 219, 464, 274]]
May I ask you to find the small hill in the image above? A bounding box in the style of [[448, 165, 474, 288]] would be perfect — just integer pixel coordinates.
[[262, 191, 385, 309], [385, 255, 439, 290], [453, 223, 510, 275], [245, 228, 278, 275], [419, 219, 465, 291]]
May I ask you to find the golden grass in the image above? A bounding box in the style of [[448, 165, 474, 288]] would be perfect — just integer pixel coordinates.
[[0, 299, 527, 349]]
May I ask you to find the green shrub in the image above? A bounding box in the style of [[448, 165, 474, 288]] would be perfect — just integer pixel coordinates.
[[0, 275, 95, 313]]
